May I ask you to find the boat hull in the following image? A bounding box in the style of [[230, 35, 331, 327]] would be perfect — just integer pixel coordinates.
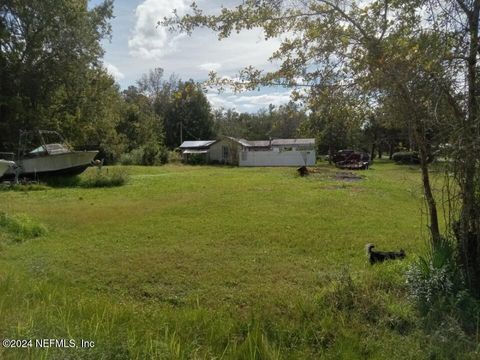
[[0, 160, 15, 178], [4, 151, 98, 179]]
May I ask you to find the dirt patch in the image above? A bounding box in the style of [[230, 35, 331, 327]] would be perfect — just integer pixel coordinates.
[[322, 185, 348, 190], [333, 172, 363, 182], [322, 185, 364, 191]]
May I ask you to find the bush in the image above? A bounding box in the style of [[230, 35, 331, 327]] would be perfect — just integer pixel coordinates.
[[0, 212, 47, 241], [119, 148, 144, 165], [406, 238, 479, 333], [184, 153, 207, 165], [0, 183, 49, 192], [392, 151, 420, 164], [168, 150, 182, 163], [119, 143, 168, 166], [406, 238, 461, 310], [80, 168, 129, 188]]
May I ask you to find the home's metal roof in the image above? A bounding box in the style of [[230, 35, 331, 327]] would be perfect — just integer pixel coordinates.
[[271, 138, 316, 146], [224, 137, 252, 147], [247, 139, 316, 147], [179, 140, 216, 149], [248, 140, 270, 147], [181, 138, 316, 149]]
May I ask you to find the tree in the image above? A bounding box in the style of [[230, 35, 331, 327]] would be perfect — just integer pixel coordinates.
[[299, 85, 363, 160], [213, 102, 306, 140], [0, 0, 115, 152], [135, 69, 214, 149], [119, 86, 165, 151], [164, 80, 215, 148]]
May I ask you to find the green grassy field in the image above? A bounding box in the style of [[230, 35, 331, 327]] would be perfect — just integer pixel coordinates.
[[0, 162, 474, 359]]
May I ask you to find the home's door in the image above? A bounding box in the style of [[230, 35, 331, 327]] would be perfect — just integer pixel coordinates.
[[222, 146, 229, 162]]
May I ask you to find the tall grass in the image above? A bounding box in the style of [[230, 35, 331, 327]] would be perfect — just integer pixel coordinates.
[[0, 212, 46, 241], [43, 167, 129, 188], [1, 163, 479, 358], [80, 167, 129, 188]]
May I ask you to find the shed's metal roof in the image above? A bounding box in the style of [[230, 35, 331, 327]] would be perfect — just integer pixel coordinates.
[[182, 149, 209, 154], [179, 140, 216, 149]]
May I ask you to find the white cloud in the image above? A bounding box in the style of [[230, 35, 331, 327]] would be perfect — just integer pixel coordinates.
[[102, 0, 295, 112], [128, 0, 188, 59], [207, 90, 293, 112], [198, 62, 222, 71], [104, 62, 125, 80], [206, 93, 237, 110], [232, 92, 293, 107]]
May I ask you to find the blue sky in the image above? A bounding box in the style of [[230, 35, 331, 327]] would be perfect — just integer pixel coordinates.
[[88, 0, 293, 113]]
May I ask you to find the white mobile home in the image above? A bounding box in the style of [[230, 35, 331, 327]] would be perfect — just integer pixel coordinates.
[[179, 137, 316, 166]]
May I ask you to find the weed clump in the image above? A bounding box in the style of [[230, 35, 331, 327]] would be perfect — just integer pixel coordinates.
[[0, 212, 47, 241], [0, 183, 49, 192], [406, 238, 480, 357], [80, 168, 129, 188]]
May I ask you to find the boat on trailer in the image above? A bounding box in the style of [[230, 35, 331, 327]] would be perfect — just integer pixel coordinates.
[[2, 130, 98, 179]]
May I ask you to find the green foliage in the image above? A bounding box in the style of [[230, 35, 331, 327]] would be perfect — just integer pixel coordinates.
[[0, 0, 117, 153], [183, 153, 207, 165], [0, 212, 46, 241], [42, 168, 129, 188], [1, 162, 479, 359], [406, 238, 480, 335], [168, 150, 183, 163], [164, 80, 215, 149], [141, 142, 168, 166], [392, 151, 420, 164], [119, 148, 145, 166], [79, 168, 129, 188], [214, 102, 306, 140], [134, 69, 215, 149], [116, 85, 168, 165], [120, 144, 168, 166], [0, 184, 49, 192]]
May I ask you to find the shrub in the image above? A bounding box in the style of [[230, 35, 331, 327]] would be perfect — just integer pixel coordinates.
[[406, 237, 479, 334], [0, 212, 47, 241], [0, 183, 49, 192], [406, 238, 461, 310], [119, 148, 144, 165], [80, 168, 129, 188], [119, 143, 168, 166], [184, 153, 207, 165], [392, 151, 420, 164], [168, 150, 182, 163]]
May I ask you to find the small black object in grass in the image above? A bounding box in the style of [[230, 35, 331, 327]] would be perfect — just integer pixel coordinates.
[[365, 243, 406, 265], [297, 166, 309, 177]]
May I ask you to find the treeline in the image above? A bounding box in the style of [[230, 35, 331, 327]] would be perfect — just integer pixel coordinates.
[[214, 101, 415, 161], [0, 0, 423, 165]]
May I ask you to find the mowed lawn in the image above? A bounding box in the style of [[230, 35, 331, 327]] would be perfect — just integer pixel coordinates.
[[0, 162, 441, 359]]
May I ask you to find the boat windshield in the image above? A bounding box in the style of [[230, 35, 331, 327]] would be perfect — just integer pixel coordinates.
[[29, 143, 70, 155]]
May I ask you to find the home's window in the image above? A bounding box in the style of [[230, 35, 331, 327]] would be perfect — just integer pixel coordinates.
[[222, 146, 229, 160]]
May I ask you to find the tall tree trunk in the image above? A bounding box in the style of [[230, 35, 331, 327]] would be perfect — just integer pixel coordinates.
[[396, 81, 442, 247], [458, 0, 480, 295], [328, 145, 334, 164], [417, 133, 441, 246]]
